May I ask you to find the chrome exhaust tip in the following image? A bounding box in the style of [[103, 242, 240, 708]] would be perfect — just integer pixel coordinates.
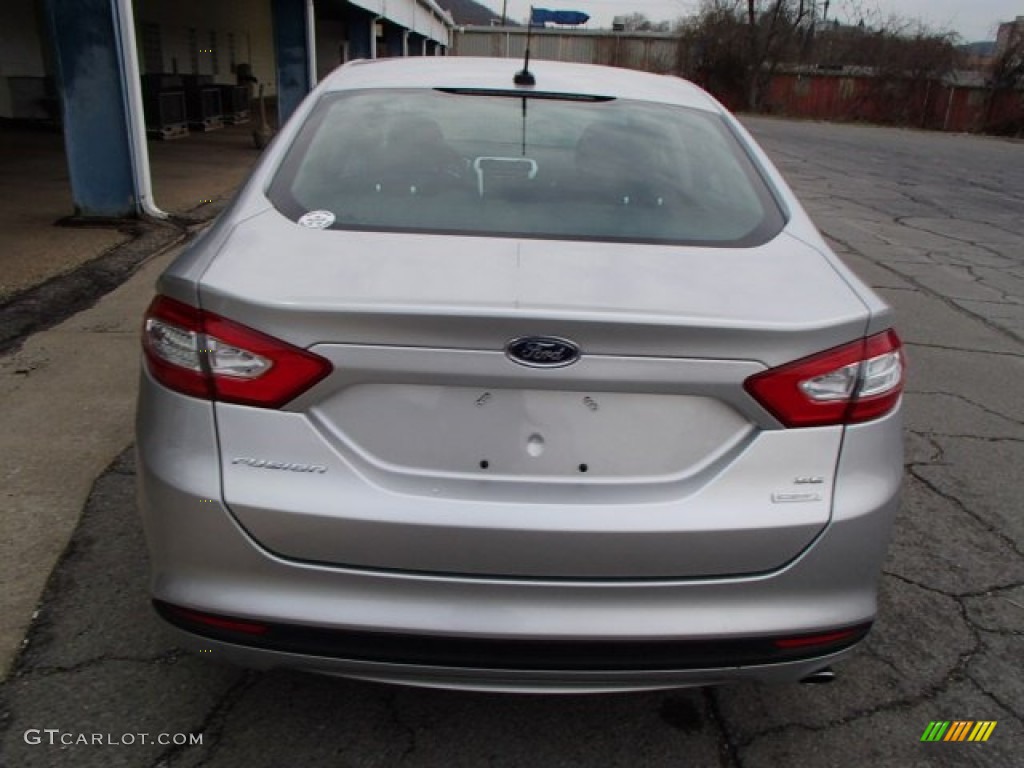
[[799, 668, 836, 685]]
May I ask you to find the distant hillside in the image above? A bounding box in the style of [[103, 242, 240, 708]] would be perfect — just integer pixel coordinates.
[[958, 41, 996, 57], [441, 0, 519, 26]]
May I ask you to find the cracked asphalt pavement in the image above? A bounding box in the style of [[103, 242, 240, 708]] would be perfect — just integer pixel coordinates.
[[1, 118, 1022, 767]]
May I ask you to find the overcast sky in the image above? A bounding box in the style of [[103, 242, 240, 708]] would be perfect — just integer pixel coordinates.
[[483, 1, 1019, 42]]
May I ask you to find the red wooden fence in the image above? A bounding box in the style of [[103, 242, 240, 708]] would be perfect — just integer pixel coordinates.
[[763, 72, 1024, 135]]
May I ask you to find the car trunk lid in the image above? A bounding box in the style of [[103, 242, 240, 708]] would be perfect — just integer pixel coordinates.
[[203, 211, 867, 578]]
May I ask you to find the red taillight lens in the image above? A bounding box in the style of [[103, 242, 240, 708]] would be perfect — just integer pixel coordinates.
[[744, 329, 904, 428], [773, 626, 866, 649], [163, 604, 270, 636], [142, 296, 331, 408]]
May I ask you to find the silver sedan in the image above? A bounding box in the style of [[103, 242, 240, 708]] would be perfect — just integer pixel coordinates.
[[136, 57, 904, 693]]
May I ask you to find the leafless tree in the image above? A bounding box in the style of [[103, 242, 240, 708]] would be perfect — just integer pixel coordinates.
[[985, 26, 1024, 134], [677, 2, 747, 103], [744, 1, 814, 109], [840, 19, 958, 126], [680, 1, 814, 110], [681, 1, 961, 122]]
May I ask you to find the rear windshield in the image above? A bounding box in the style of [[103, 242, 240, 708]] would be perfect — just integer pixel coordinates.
[[268, 88, 785, 246]]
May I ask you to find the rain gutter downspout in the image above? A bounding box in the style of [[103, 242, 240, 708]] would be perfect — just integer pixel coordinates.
[[306, 0, 317, 88], [113, 0, 167, 219]]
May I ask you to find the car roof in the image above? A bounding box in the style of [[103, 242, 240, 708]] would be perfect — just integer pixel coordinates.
[[319, 57, 723, 113]]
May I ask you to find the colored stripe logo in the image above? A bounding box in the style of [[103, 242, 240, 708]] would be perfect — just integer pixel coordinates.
[[921, 721, 997, 742]]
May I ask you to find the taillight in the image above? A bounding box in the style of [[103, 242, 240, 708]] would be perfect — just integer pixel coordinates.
[[773, 625, 869, 649], [142, 296, 331, 408], [160, 603, 269, 636], [744, 329, 904, 428]]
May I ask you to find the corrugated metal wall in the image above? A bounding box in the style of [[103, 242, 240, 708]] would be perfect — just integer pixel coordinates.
[[453, 28, 681, 75]]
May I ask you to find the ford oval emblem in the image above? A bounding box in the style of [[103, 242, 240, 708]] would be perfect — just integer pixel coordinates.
[[506, 336, 581, 368]]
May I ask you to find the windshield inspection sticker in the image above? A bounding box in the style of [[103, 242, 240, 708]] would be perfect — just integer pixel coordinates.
[[297, 210, 336, 229]]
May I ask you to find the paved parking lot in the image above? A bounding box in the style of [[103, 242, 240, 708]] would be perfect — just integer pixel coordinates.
[[1, 118, 1022, 767]]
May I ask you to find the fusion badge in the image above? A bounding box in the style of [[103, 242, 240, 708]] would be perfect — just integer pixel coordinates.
[[232, 457, 327, 474]]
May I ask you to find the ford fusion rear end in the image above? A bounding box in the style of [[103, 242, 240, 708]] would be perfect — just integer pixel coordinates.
[[136, 58, 903, 692]]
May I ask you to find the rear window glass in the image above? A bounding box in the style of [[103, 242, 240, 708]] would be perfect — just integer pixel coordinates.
[[268, 89, 785, 246]]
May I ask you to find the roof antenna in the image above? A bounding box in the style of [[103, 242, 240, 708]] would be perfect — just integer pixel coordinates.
[[521, 96, 527, 155], [514, 6, 536, 86]]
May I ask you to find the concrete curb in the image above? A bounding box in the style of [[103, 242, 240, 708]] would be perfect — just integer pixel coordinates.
[[0, 219, 210, 681], [0, 213, 219, 357]]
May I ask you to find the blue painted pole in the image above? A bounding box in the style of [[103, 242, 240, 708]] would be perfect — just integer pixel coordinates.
[[271, 0, 312, 127], [42, 0, 137, 218]]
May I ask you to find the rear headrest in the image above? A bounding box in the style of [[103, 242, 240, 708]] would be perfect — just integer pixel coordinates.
[[575, 121, 671, 180], [385, 117, 448, 154]]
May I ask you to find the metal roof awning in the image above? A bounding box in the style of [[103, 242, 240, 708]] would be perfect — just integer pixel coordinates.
[[346, 0, 455, 44]]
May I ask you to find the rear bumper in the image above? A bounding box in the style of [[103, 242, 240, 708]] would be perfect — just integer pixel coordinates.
[[160, 619, 866, 693], [136, 377, 901, 691], [155, 598, 870, 669]]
